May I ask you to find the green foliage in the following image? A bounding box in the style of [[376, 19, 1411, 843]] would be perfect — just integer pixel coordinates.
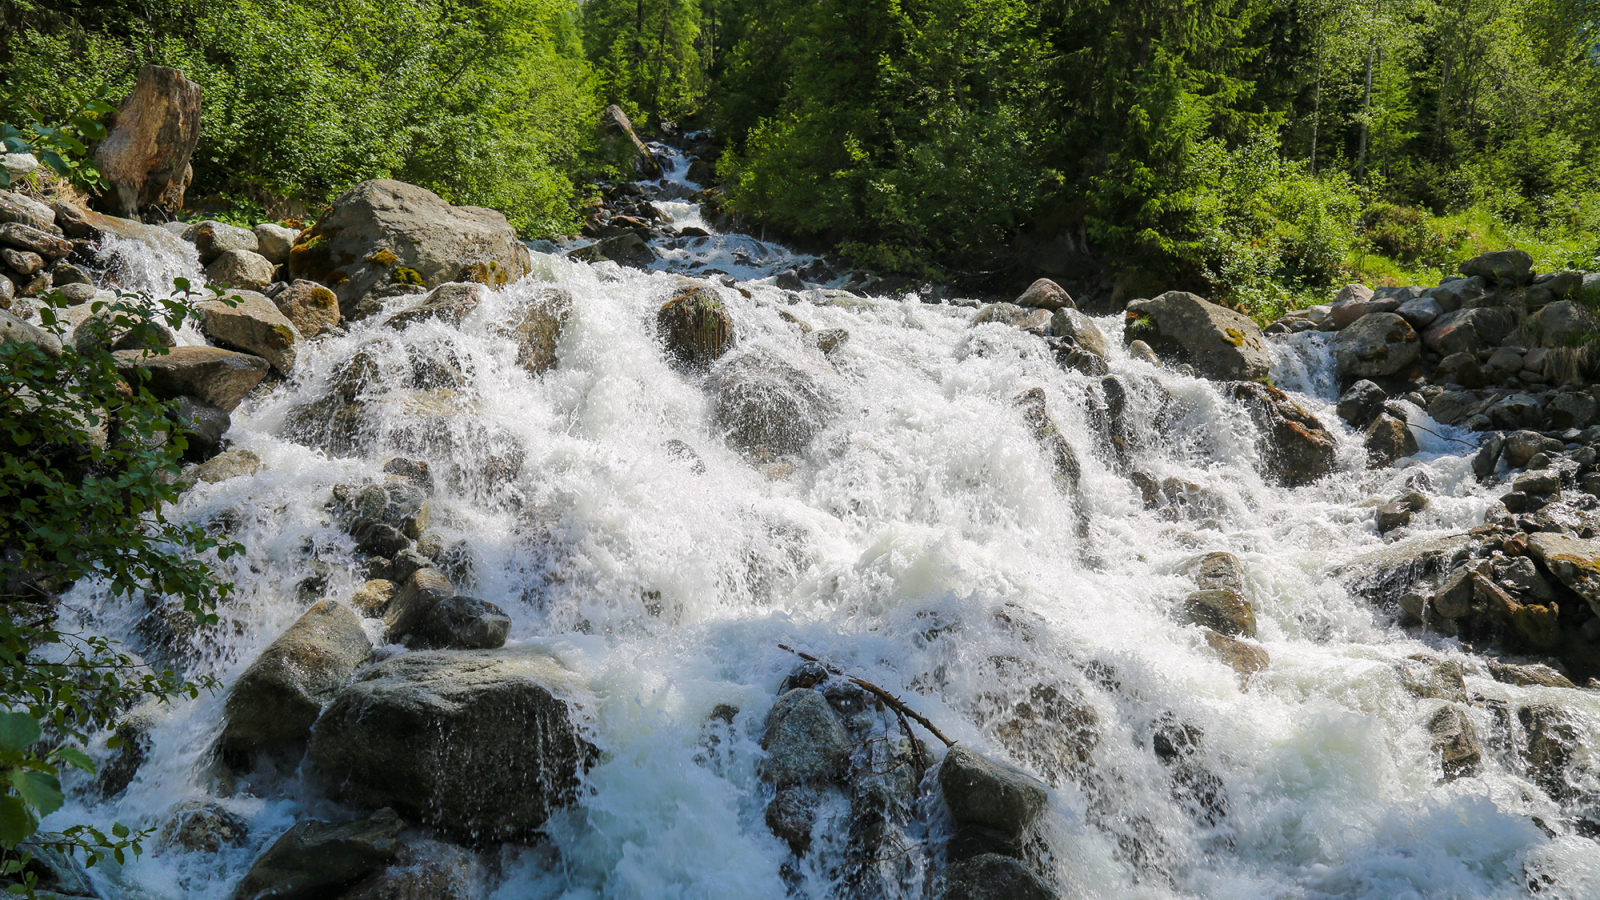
[[0, 0, 603, 236], [583, 0, 710, 125], [0, 86, 116, 191], [0, 284, 238, 892]]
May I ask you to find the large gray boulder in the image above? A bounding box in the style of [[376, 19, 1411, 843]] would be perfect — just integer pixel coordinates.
[[383, 567, 455, 643], [113, 346, 270, 412], [286, 179, 531, 316], [1459, 249, 1533, 286], [408, 596, 511, 651], [307, 649, 594, 843], [218, 600, 371, 765], [937, 746, 1048, 840], [274, 280, 341, 338], [761, 689, 851, 786], [710, 347, 844, 457], [1422, 308, 1514, 356], [1124, 292, 1270, 381], [1049, 308, 1110, 360], [1229, 382, 1338, 487], [231, 808, 401, 900], [0, 191, 56, 231], [184, 220, 259, 264], [1336, 312, 1420, 378], [253, 223, 297, 265], [1014, 278, 1073, 311], [199, 290, 300, 374], [1522, 300, 1598, 350], [938, 854, 1053, 900], [205, 249, 278, 292]]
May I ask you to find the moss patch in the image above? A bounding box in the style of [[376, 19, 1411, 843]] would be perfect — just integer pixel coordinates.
[[392, 267, 425, 286]]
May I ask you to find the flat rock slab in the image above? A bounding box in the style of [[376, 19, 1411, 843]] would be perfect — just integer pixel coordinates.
[[1526, 533, 1600, 616], [113, 346, 270, 412]]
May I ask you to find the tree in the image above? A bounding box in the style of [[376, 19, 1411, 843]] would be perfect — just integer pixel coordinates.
[[0, 286, 238, 894]]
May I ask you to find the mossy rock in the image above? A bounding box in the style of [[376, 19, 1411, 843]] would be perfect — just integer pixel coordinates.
[[460, 259, 510, 288], [657, 284, 733, 369]]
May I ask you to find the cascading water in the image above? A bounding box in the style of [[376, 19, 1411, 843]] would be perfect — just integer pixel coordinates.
[[42, 145, 1600, 900]]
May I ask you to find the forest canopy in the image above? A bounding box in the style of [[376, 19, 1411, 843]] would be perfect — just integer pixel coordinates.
[[4, 0, 1600, 309]]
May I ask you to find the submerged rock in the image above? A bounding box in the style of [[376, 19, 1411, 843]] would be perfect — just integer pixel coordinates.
[[505, 287, 574, 375], [1427, 705, 1482, 780], [1228, 382, 1338, 487], [231, 808, 402, 900], [1204, 629, 1270, 677], [938, 853, 1053, 900], [336, 836, 484, 900], [408, 596, 512, 651], [937, 746, 1049, 840], [657, 281, 733, 368], [1184, 589, 1256, 638], [761, 689, 851, 786], [710, 347, 843, 457], [307, 649, 593, 843], [160, 800, 249, 853]]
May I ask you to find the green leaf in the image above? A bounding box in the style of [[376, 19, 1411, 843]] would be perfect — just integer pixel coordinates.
[[53, 747, 95, 775], [0, 796, 37, 846], [9, 770, 64, 817], [0, 714, 41, 752], [111, 822, 129, 838]]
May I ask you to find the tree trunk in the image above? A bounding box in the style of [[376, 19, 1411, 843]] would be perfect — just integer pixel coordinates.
[[1356, 41, 1374, 182]]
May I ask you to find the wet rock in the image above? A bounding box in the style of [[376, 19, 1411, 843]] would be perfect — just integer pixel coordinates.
[[113, 346, 270, 412], [1128, 340, 1160, 366], [1229, 382, 1338, 487], [1187, 552, 1245, 595], [1015, 388, 1083, 498], [1203, 629, 1270, 677], [180, 448, 261, 488], [253, 223, 297, 265], [408, 596, 511, 651], [1460, 249, 1533, 286], [351, 579, 396, 618], [335, 836, 483, 900], [505, 287, 573, 375], [231, 808, 402, 900], [1396, 296, 1444, 329], [385, 282, 484, 329], [1015, 278, 1074, 311], [1427, 705, 1482, 780], [972, 302, 1053, 334], [93, 702, 164, 798], [657, 282, 733, 368], [710, 347, 843, 457], [199, 290, 299, 374], [1513, 469, 1560, 495], [1376, 501, 1413, 534], [218, 600, 372, 765], [1336, 312, 1421, 379], [1364, 412, 1419, 468], [184, 220, 259, 264], [1049, 307, 1110, 360], [1336, 380, 1387, 428], [1427, 390, 1481, 427], [1184, 589, 1256, 638], [332, 482, 431, 543], [1547, 391, 1598, 429], [1124, 291, 1270, 381], [160, 800, 249, 853], [937, 746, 1048, 840], [383, 567, 456, 643], [1, 247, 43, 276], [1519, 704, 1578, 800], [1489, 660, 1577, 689], [937, 853, 1053, 900], [1397, 657, 1467, 702], [1524, 299, 1600, 351], [0, 191, 55, 231], [1525, 533, 1600, 615], [274, 280, 341, 338], [308, 649, 593, 842], [288, 179, 531, 317], [92, 66, 202, 219], [761, 689, 851, 786], [765, 785, 821, 854], [815, 328, 849, 356]]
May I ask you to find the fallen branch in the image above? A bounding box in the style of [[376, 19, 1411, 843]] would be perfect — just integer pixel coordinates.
[[778, 643, 955, 750]]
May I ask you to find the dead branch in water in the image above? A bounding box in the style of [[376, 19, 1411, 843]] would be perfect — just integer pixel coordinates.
[[778, 643, 955, 753]]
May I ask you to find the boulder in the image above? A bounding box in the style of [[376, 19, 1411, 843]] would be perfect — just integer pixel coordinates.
[[1336, 313, 1420, 378], [218, 600, 371, 765], [180, 448, 261, 488], [1489, 660, 1575, 689], [274, 280, 341, 338], [1187, 552, 1245, 595], [1519, 705, 1578, 801], [1228, 382, 1338, 487], [971, 303, 1052, 334], [408, 596, 512, 651], [938, 853, 1053, 900], [1459, 249, 1533, 286], [1336, 380, 1387, 428], [1427, 705, 1482, 780], [1502, 430, 1563, 468], [385, 282, 483, 330], [710, 347, 843, 457], [336, 837, 483, 900], [231, 808, 402, 900], [253, 223, 297, 265], [206, 249, 278, 292], [1548, 391, 1598, 429], [92, 65, 202, 219], [937, 746, 1048, 840], [505, 287, 573, 375], [0, 191, 55, 231], [1, 248, 43, 276], [307, 649, 594, 842], [351, 580, 396, 618], [1396, 296, 1443, 329], [72, 308, 177, 356], [1364, 412, 1418, 468], [1048, 308, 1110, 360], [199, 290, 300, 374], [1422, 308, 1514, 356], [0, 222, 71, 259], [1522, 300, 1598, 351], [170, 395, 232, 461], [383, 568, 456, 644], [1426, 391, 1480, 427], [184, 220, 259, 264], [113, 346, 270, 412], [160, 800, 249, 853], [287, 179, 531, 315], [765, 785, 821, 854], [1124, 291, 1270, 381], [1184, 589, 1256, 637], [656, 281, 733, 369], [1204, 629, 1270, 677], [761, 689, 851, 786], [1525, 533, 1600, 616], [1014, 278, 1073, 311]]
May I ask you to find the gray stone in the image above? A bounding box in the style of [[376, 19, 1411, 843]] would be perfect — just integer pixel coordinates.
[[113, 346, 270, 412], [1014, 278, 1073, 311], [0, 222, 72, 259], [199, 290, 299, 373], [1524, 300, 1598, 350], [937, 746, 1048, 839], [1337, 380, 1387, 428], [1, 247, 43, 276], [1184, 589, 1256, 637], [1048, 307, 1109, 359], [1460, 249, 1533, 286], [1337, 313, 1421, 378], [765, 785, 821, 854], [336, 836, 483, 900], [1513, 469, 1560, 495], [1427, 705, 1482, 780], [1519, 705, 1578, 800], [408, 596, 511, 651], [1423, 308, 1515, 356], [307, 649, 593, 842], [762, 689, 851, 786], [1204, 629, 1271, 676], [711, 347, 844, 457], [0, 191, 56, 230], [1426, 391, 1480, 427], [160, 800, 249, 853], [184, 220, 259, 264], [180, 448, 261, 488], [1485, 347, 1523, 374], [171, 395, 232, 461], [1503, 430, 1563, 468], [253, 222, 297, 265], [218, 600, 371, 765], [231, 808, 401, 900], [0, 309, 61, 356], [1364, 412, 1419, 468], [274, 280, 341, 338], [205, 249, 278, 292], [51, 261, 91, 286], [383, 568, 455, 644], [1526, 533, 1600, 615], [1488, 660, 1576, 689], [972, 302, 1052, 334], [504, 287, 573, 375], [1396, 296, 1444, 329], [1125, 291, 1271, 381], [1230, 382, 1338, 487], [937, 854, 1053, 900], [385, 282, 484, 330]]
